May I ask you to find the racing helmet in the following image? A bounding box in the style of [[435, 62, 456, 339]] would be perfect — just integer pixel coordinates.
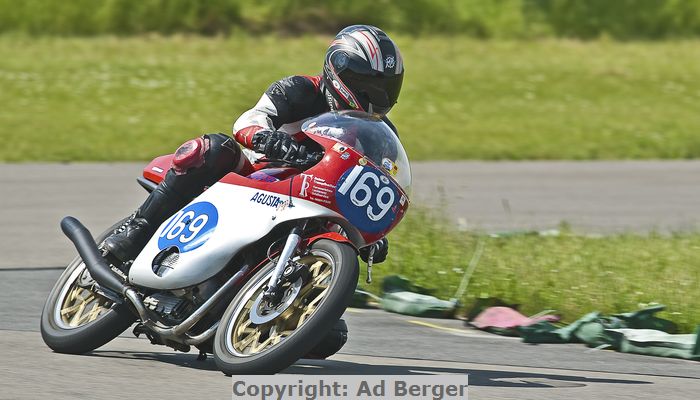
[[322, 25, 404, 116]]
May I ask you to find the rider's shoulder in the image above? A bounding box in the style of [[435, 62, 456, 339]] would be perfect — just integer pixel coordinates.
[[265, 75, 326, 115], [271, 75, 322, 95]]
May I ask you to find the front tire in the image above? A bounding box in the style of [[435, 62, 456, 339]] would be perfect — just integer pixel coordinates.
[[213, 239, 359, 375], [40, 218, 136, 354]]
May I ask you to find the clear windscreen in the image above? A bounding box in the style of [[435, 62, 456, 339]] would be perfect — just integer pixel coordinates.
[[302, 111, 412, 195]]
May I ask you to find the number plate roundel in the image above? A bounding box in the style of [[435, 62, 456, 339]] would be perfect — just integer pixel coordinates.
[[157, 202, 219, 252], [335, 165, 399, 233]]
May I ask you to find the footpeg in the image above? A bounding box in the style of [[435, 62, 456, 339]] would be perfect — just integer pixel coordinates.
[[133, 323, 160, 345]]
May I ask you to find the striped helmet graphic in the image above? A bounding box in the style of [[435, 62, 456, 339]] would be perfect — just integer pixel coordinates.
[[322, 25, 404, 116]]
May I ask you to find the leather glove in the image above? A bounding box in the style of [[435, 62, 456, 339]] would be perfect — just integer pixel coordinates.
[[359, 238, 389, 264], [252, 130, 322, 166]]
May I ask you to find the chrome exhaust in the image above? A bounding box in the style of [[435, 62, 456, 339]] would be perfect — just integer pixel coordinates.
[[126, 266, 249, 340]]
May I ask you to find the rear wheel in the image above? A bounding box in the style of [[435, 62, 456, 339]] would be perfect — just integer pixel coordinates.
[[40, 218, 136, 354], [213, 239, 358, 374]]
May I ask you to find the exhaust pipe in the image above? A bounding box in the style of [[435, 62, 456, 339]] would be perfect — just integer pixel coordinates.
[[60, 216, 128, 296]]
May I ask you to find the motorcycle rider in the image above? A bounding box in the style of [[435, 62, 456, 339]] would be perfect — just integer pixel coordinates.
[[105, 24, 403, 266], [103, 25, 403, 356]]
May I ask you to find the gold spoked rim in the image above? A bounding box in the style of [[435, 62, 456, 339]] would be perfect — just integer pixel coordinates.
[[54, 264, 113, 330], [225, 250, 335, 357]]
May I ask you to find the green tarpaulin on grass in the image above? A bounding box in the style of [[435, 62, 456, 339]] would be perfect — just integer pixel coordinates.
[[516, 305, 699, 361], [607, 328, 700, 360], [380, 291, 458, 318], [376, 275, 458, 318], [516, 311, 601, 344]]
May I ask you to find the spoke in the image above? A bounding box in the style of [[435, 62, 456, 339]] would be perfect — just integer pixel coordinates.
[[253, 335, 275, 353], [68, 301, 87, 327], [309, 287, 329, 307], [86, 300, 103, 323], [299, 288, 329, 325], [238, 330, 261, 351], [60, 302, 82, 317], [82, 292, 96, 305], [67, 287, 82, 303], [308, 261, 324, 275], [312, 269, 332, 287], [235, 317, 253, 337], [297, 306, 315, 326], [296, 266, 330, 298], [76, 296, 100, 326], [270, 335, 282, 346]]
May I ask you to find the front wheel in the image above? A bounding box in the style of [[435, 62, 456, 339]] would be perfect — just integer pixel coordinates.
[[213, 239, 359, 375]]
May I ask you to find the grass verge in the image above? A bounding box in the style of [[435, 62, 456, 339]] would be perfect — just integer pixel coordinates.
[[1, 35, 700, 161], [369, 207, 700, 333]]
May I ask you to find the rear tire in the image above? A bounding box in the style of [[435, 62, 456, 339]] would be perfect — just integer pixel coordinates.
[[40, 218, 136, 354], [213, 239, 358, 374]]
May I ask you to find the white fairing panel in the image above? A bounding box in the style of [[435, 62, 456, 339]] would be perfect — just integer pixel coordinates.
[[128, 183, 342, 290]]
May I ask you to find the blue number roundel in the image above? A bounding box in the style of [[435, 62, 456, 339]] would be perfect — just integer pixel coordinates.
[[157, 202, 219, 253], [335, 165, 399, 234]]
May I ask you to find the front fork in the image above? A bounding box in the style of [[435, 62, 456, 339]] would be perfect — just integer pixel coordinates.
[[262, 225, 303, 304]]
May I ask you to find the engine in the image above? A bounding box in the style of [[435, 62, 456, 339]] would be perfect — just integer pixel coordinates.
[[143, 292, 193, 324], [141, 278, 222, 325]]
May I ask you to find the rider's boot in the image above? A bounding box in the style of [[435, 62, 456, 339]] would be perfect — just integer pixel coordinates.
[[303, 319, 348, 359], [104, 174, 190, 262]]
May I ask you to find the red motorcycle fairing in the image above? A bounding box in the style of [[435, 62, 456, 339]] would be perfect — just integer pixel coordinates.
[[141, 132, 409, 246], [142, 154, 173, 184]]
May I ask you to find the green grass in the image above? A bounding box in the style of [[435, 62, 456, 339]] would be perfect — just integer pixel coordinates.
[[4, 0, 700, 39], [373, 208, 700, 333], [2, 35, 700, 161]]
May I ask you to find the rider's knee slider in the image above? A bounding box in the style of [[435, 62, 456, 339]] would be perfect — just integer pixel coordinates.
[[172, 137, 208, 175]]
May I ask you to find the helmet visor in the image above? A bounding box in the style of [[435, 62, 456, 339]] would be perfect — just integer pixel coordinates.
[[339, 69, 403, 115]]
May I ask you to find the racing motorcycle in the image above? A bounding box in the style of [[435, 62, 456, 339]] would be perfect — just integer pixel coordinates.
[[40, 111, 411, 374]]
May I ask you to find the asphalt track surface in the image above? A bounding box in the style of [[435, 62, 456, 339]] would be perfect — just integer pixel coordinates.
[[1, 162, 699, 399]]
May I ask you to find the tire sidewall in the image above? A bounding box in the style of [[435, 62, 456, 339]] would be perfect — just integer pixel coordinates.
[[213, 239, 359, 375]]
